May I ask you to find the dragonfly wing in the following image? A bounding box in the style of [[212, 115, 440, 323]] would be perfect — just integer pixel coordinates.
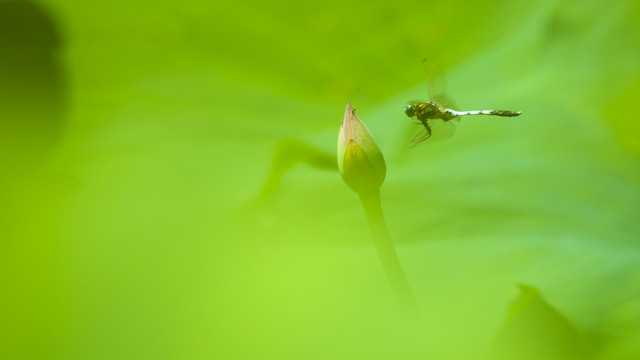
[[422, 56, 447, 100], [429, 119, 456, 140], [408, 119, 457, 148], [431, 94, 458, 111]]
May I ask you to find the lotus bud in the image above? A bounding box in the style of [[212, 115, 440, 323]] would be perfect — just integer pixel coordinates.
[[337, 103, 386, 194]]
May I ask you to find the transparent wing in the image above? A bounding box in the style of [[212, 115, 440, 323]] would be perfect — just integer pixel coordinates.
[[429, 119, 456, 140], [408, 119, 457, 148], [422, 56, 447, 101], [431, 94, 458, 111]]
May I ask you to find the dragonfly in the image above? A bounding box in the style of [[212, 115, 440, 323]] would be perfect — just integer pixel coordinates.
[[404, 58, 522, 147]]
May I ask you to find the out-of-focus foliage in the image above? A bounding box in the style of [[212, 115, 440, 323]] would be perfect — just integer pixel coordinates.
[[488, 284, 586, 360], [0, 0, 638, 359]]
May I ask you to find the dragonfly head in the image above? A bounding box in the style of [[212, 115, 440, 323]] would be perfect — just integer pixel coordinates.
[[404, 104, 415, 118]]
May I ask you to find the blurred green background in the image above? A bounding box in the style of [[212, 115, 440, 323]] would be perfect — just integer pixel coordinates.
[[1, 0, 639, 359]]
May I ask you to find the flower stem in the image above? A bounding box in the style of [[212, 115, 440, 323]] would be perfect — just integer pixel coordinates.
[[358, 190, 418, 313]]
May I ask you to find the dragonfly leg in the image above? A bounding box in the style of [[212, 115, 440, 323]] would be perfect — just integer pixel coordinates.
[[409, 120, 434, 148], [422, 120, 432, 137]]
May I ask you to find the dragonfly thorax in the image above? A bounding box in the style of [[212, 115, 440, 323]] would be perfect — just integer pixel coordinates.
[[405, 101, 456, 121]]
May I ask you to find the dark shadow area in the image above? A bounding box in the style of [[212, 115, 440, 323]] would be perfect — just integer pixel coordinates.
[[252, 139, 336, 207], [0, 5, 70, 359], [0, 0, 66, 169]]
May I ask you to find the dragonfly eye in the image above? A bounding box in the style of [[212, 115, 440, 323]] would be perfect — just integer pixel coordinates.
[[404, 105, 415, 117]]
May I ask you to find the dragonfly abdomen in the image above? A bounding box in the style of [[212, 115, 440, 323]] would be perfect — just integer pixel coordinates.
[[453, 109, 522, 117]]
